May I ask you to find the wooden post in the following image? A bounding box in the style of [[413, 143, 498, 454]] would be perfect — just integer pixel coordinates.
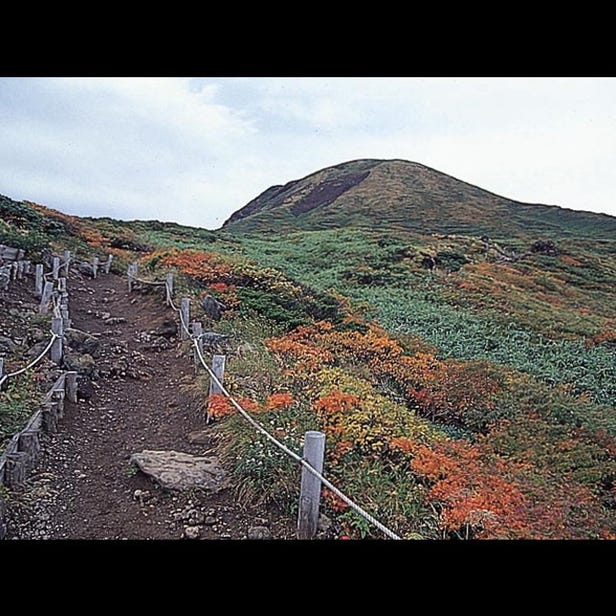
[[61, 305, 70, 330], [104, 254, 113, 274], [65, 371, 78, 403], [192, 321, 203, 371], [1, 266, 9, 291], [297, 430, 326, 540], [52, 256, 60, 280], [42, 402, 58, 433], [24, 260, 31, 275], [17, 261, 24, 280], [63, 250, 71, 277], [52, 388, 65, 419], [208, 355, 226, 396], [92, 256, 99, 279], [51, 317, 63, 365], [5, 452, 27, 488], [180, 298, 190, 340], [11, 262, 18, 281], [18, 430, 41, 473], [39, 281, 54, 313], [165, 272, 173, 306], [128, 262, 138, 292], [35, 264, 44, 297]]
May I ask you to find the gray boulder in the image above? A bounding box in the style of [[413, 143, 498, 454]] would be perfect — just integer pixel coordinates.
[[247, 526, 271, 540], [63, 352, 96, 377], [0, 336, 17, 354], [66, 329, 101, 357], [130, 450, 227, 492], [201, 295, 226, 321]]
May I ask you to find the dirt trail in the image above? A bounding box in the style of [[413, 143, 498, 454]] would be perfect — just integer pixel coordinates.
[[6, 271, 296, 540]]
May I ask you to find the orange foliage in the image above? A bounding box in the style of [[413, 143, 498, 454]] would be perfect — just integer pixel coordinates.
[[322, 487, 350, 512], [314, 390, 361, 415], [264, 392, 295, 411], [158, 249, 234, 285], [389, 437, 416, 454], [411, 440, 528, 538], [236, 396, 260, 413], [207, 393, 235, 418]]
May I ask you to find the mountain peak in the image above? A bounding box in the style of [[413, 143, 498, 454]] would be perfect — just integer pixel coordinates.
[[222, 158, 616, 238]]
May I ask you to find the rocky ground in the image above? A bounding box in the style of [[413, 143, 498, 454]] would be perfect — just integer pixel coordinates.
[[2, 268, 332, 540]]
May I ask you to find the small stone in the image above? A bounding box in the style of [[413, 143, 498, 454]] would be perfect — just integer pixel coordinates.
[[247, 526, 271, 540], [202, 516, 217, 526], [183, 526, 201, 540]]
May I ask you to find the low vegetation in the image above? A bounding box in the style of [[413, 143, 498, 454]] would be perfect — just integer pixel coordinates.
[[1, 184, 614, 539]]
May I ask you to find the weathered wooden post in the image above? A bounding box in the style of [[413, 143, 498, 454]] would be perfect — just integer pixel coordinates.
[[11, 262, 18, 281], [35, 264, 44, 297], [42, 401, 58, 433], [52, 387, 65, 419], [297, 430, 326, 540], [5, 452, 27, 488], [0, 266, 10, 291], [128, 262, 138, 292], [165, 272, 174, 306], [60, 305, 70, 330], [180, 298, 190, 340], [63, 250, 71, 277], [18, 430, 41, 473], [208, 355, 226, 396], [92, 256, 99, 279], [51, 317, 63, 365], [39, 281, 54, 313], [65, 371, 78, 403], [52, 256, 60, 280], [192, 321, 203, 371], [104, 254, 113, 274]]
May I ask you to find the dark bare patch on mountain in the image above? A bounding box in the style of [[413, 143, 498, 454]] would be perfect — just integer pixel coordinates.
[[222, 159, 616, 239]]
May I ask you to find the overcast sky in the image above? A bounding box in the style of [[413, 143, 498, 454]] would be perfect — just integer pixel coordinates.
[[1, 77, 615, 229]]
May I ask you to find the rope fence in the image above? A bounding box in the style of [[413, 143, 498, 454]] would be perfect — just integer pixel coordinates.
[[127, 260, 401, 540]]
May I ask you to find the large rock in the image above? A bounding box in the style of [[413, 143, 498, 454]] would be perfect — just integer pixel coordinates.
[[0, 336, 17, 354], [130, 450, 227, 492], [66, 329, 101, 357], [201, 295, 226, 321], [63, 352, 97, 377]]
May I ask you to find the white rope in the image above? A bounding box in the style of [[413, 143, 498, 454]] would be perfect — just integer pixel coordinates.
[[0, 330, 60, 389], [162, 279, 401, 540]]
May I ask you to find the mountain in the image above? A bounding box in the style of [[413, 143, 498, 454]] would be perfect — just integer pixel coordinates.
[[223, 158, 616, 238]]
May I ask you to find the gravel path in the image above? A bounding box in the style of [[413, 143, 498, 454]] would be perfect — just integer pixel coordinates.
[[5, 271, 297, 540]]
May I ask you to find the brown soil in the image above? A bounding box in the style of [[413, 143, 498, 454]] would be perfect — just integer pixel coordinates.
[[4, 270, 298, 540]]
